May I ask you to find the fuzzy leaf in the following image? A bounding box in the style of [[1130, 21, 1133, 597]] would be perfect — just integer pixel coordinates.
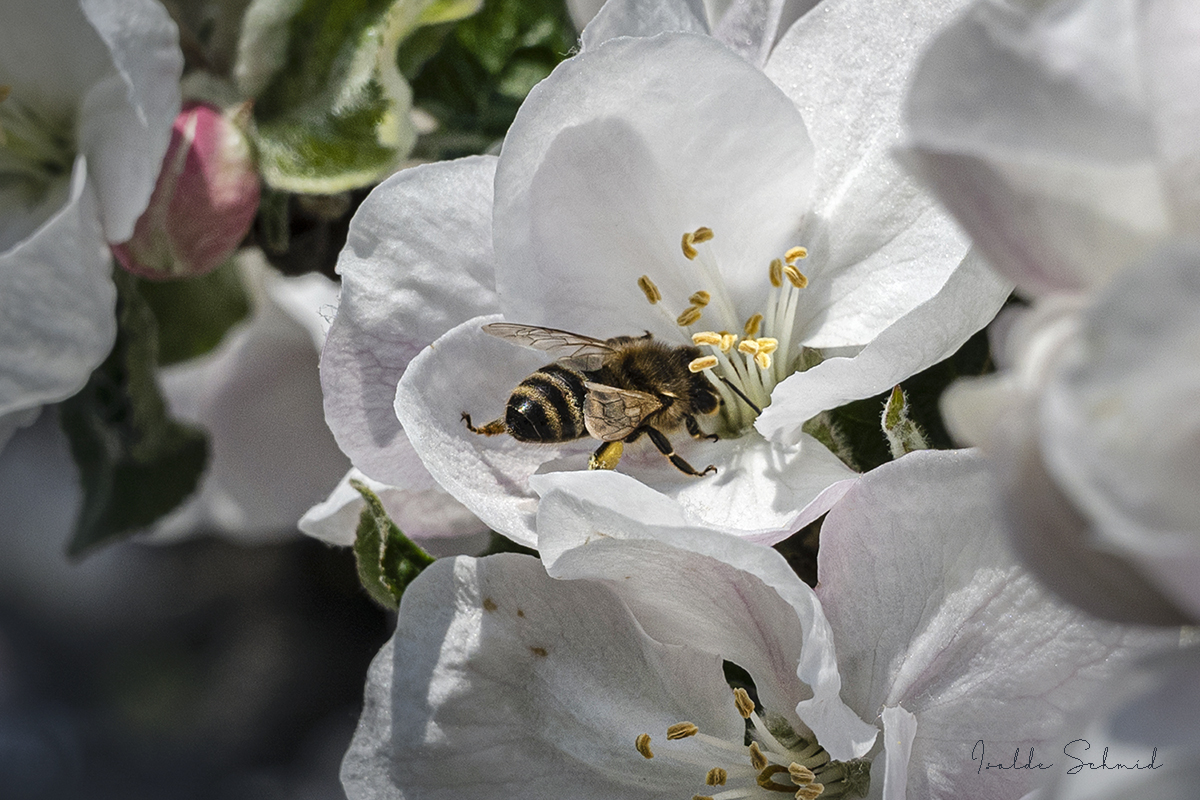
[[136, 258, 252, 367], [350, 478, 435, 609]]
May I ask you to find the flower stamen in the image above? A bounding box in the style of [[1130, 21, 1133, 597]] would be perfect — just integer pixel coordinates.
[[678, 306, 704, 327], [689, 355, 719, 372], [636, 733, 655, 759], [668, 722, 701, 740], [639, 275, 662, 304], [707, 768, 729, 786], [690, 290, 712, 307]]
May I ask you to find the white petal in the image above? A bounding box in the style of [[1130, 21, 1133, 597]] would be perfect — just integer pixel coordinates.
[[299, 466, 490, 555], [579, 0, 709, 49], [322, 156, 499, 485], [764, 0, 973, 347], [342, 555, 745, 800], [536, 469, 878, 761], [494, 33, 813, 339], [0, 160, 114, 417], [712, 0, 818, 68], [397, 315, 857, 546], [149, 257, 349, 542], [878, 705, 917, 800], [817, 450, 1174, 798], [903, 0, 1171, 296], [758, 251, 1011, 444], [78, 0, 183, 242]]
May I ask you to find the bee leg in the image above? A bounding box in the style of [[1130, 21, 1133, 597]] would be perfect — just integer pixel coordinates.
[[462, 412, 507, 436], [643, 427, 716, 477], [588, 440, 624, 470], [685, 414, 719, 442]]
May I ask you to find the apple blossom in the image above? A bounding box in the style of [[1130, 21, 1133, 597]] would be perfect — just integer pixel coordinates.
[[322, 1, 1010, 548], [340, 450, 1166, 800], [0, 0, 181, 435], [112, 101, 260, 280]]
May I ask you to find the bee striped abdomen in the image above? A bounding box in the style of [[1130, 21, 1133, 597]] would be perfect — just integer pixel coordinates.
[[505, 363, 588, 442]]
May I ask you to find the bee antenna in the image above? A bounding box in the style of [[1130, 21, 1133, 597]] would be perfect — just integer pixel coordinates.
[[718, 377, 762, 415]]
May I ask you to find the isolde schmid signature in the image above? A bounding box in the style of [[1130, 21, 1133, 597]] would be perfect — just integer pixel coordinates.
[[972, 739, 1162, 775]]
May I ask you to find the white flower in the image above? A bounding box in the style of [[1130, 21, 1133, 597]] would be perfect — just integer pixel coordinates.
[[340, 450, 1165, 800], [322, 0, 1010, 547], [0, 0, 181, 436]]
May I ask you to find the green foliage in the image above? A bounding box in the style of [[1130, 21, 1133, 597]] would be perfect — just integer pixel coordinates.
[[881, 385, 929, 458], [59, 270, 210, 557], [137, 259, 252, 367], [350, 479, 436, 609]]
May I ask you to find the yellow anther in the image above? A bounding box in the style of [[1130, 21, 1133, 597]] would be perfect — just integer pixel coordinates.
[[733, 687, 755, 719], [689, 290, 712, 307], [667, 722, 700, 740], [677, 306, 703, 327], [738, 340, 761, 356], [688, 355, 719, 373], [720, 333, 738, 352], [706, 768, 728, 786], [756, 338, 779, 354], [743, 313, 763, 337], [796, 784, 825, 800], [785, 246, 808, 263], [692, 226, 714, 243], [682, 232, 698, 260], [755, 352, 772, 370], [769, 258, 783, 288], [749, 741, 768, 771], [635, 733, 654, 759], [692, 331, 723, 347], [638, 275, 662, 304], [789, 764, 816, 785], [784, 264, 808, 288]]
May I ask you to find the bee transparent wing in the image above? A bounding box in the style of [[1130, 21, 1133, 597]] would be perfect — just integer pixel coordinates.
[[481, 322, 616, 371], [583, 382, 662, 442]]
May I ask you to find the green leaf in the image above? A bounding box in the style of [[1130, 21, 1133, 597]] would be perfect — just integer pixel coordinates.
[[136, 258, 252, 367], [59, 270, 210, 558], [350, 479, 435, 609], [880, 385, 930, 459], [241, 0, 482, 193]]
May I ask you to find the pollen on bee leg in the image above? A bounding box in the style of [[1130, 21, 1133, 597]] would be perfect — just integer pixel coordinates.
[[666, 722, 700, 740], [638, 275, 662, 304], [784, 264, 808, 289], [692, 331, 723, 347], [785, 246, 808, 263], [635, 733, 654, 759], [689, 356, 719, 372], [744, 313, 763, 337], [677, 306, 704, 327], [690, 290, 712, 307]]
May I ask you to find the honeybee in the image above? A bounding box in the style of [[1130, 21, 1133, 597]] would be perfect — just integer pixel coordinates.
[[462, 322, 722, 476]]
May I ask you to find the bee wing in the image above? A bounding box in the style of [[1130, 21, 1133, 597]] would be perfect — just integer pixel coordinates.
[[583, 382, 662, 442], [481, 322, 615, 371]]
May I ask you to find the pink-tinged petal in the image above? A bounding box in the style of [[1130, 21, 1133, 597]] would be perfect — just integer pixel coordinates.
[[764, 0, 973, 348], [322, 156, 499, 485], [817, 450, 1174, 799], [78, 0, 183, 243], [579, 0, 709, 48], [904, 0, 1171, 297], [494, 33, 814, 339], [536, 469, 878, 761], [0, 160, 114, 417], [342, 555, 745, 800], [759, 251, 1011, 445]]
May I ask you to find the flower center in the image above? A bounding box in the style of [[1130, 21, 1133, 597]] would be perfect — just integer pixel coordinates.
[[637, 227, 818, 434], [633, 687, 871, 800], [0, 85, 77, 211]]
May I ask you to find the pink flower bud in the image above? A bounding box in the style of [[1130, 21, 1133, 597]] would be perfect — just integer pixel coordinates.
[[113, 102, 260, 280]]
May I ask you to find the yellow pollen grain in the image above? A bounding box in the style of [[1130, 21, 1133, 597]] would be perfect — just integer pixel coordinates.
[[796, 784, 825, 800], [720, 333, 738, 352], [789, 764, 815, 785], [667, 722, 700, 740], [743, 313, 763, 337], [689, 290, 712, 307], [706, 768, 728, 786], [733, 688, 754, 719], [749, 741, 768, 771], [692, 226, 714, 243], [692, 331, 723, 347], [769, 258, 783, 288], [682, 232, 698, 260], [756, 338, 779, 354], [755, 352, 772, 370], [689, 355, 718, 373], [638, 275, 662, 304], [785, 246, 808, 263], [784, 264, 808, 289], [635, 733, 654, 759], [677, 306, 703, 327], [737, 340, 760, 356]]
